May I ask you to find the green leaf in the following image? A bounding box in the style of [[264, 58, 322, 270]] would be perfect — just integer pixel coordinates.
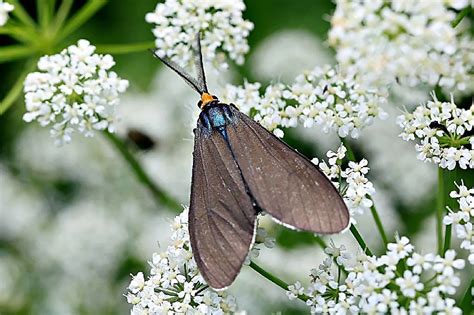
[[95, 41, 156, 55]]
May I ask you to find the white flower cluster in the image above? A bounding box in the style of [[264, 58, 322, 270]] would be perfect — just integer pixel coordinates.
[[0, 0, 13, 26], [287, 236, 465, 314], [221, 66, 388, 139], [127, 208, 240, 314], [328, 0, 474, 91], [146, 0, 253, 71], [444, 182, 474, 264], [23, 40, 129, 145], [312, 145, 375, 222], [397, 94, 474, 170], [221, 81, 287, 137]]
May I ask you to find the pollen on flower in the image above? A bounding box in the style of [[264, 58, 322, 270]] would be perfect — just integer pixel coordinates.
[[22, 40, 129, 145], [146, 0, 253, 71]]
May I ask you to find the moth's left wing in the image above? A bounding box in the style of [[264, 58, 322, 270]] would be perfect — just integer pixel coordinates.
[[189, 120, 257, 289]]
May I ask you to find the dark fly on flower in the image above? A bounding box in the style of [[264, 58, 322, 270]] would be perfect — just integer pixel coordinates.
[[151, 35, 349, 290]]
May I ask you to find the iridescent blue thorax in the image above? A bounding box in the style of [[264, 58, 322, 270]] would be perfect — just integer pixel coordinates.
[[199, 102, 234, 140]]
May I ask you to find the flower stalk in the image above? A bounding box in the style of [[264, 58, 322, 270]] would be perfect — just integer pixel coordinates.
[[350, 224, 373, 256], [451, 6, 471, 28], [437, 168, 445, 255], [103, 131, 182, 212], [249, 261, 309, 302], [96, 41, 156, 55]]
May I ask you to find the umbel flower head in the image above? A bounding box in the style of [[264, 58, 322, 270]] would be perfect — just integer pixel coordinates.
[[126, 208, 240, 314], [287, 236, 465, 314], [328, 0, 474, 91], [0, 0, 14, 26], [23, 40, 129, 145], [221, 65, 387, 139], [146, 0, 253, 71], [397, 93, 474, 170]]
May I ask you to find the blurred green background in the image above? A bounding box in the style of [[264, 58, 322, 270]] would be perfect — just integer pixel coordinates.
[[0, 1, 472, 314]]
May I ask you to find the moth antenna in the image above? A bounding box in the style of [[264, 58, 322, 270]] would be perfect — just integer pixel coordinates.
[[150, 49, 203, 95], [193, 33, 209, 93]]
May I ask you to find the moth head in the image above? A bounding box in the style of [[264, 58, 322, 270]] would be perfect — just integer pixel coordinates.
[[199, 92, 219, 109]]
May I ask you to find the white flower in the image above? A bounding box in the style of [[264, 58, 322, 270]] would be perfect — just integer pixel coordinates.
[[23, 40, 129, 145], [329, 0, 474, 91], [433, 250, 465, 275], [398, 94, 474, 169], [325, 240, 352, 266], [128, 272, 145, 294], [0, 0, 14, 26], [146, 0, 253, 71], [396, 270, 424, 298], [286, 281, 304, 300], [387, 236, 414, 259], [406, 253, 434, 274], [127, 208, 239, 314]]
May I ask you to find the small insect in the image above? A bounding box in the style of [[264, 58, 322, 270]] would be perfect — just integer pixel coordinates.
[[151, 35, 349, 290], [126, 128, 156, 151]]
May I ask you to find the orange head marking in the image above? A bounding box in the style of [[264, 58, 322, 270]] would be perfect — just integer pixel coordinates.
[[200, 92, 215, 108]]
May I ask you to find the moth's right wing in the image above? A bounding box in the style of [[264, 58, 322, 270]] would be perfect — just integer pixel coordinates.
[[226, 105, 349, 234], [189, 121, 256, 290]]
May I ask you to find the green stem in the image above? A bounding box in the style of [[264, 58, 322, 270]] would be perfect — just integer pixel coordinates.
[[57, 0, 108, 41], [0, 25, 38, 43], [369, 198, 389, 246], [103, 131, 182, 212], [451, 6, 471, 28], [0, 58, 37, 115], [0, 45, 34, 63], [96, 41, 156, 55], [249, 261, 309, 302], [314, 235, 328, 249], [350, 225, 373, 256], [437, 168, 445, 255], [52, 0, 74, 34], [340, 137, 356, 161], [37, 0, 53, 29], [442, 224, 452, 256]]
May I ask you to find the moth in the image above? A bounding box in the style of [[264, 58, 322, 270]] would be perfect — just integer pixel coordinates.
[[152, 36, 349, 290]]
